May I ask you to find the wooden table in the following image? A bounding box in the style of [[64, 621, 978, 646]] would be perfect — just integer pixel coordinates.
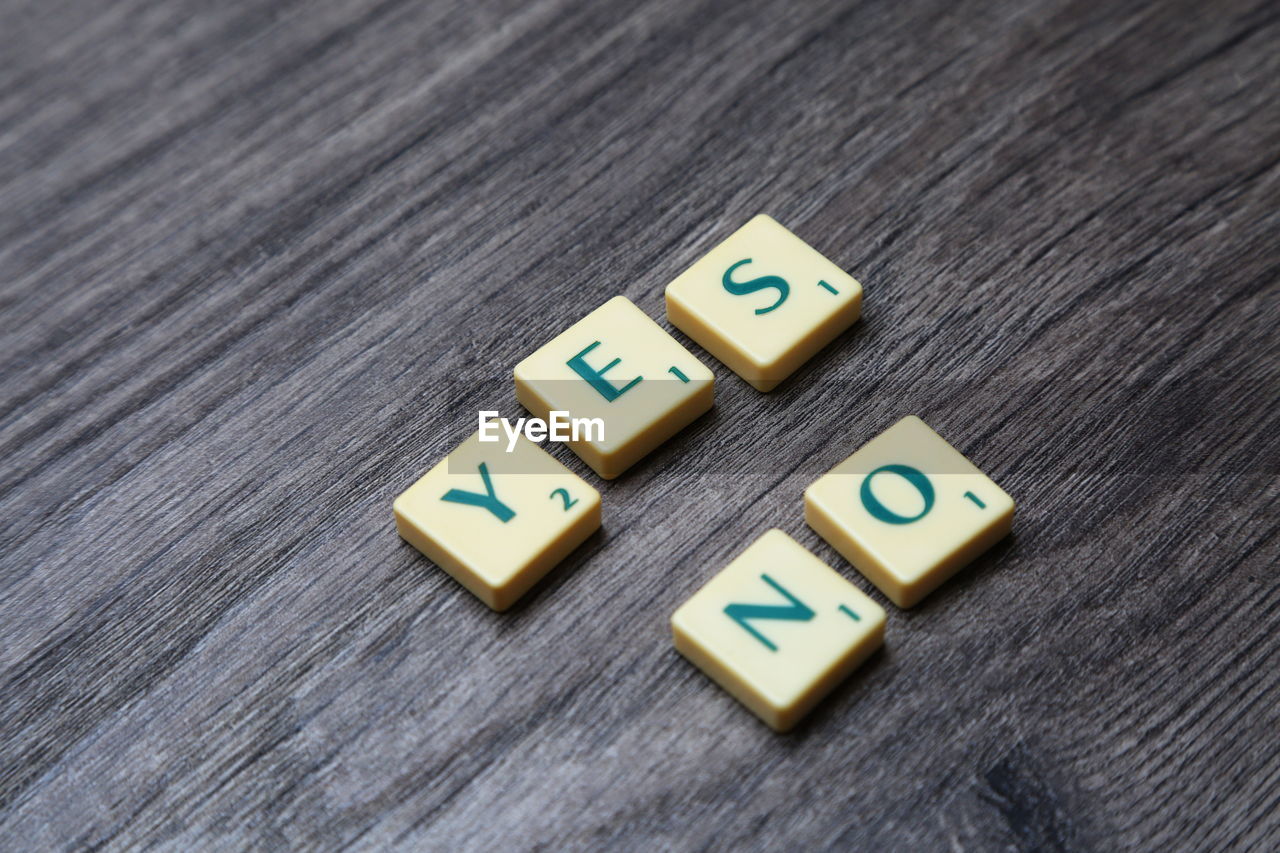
[[2, 0, 1277, 848]]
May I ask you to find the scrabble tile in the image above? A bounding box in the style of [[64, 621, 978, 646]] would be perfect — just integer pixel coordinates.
[[393, 431, 600, 611], [665, 214, 862, 391], [514, 296, 714, 479], [805, 415, 1014, 608], [671, 529, 886, 732]]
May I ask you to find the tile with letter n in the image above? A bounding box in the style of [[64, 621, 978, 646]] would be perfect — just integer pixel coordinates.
[[671, 529, 886, 732], [665, 214, 862, 391], [514, 296, 714, 479], [805, 415, 1015, 609], [394, 431, 600, 611]]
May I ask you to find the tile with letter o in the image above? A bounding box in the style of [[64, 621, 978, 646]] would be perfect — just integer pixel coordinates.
[[665, 214, 861, 391], [394, 431, 600, 611], [514, 295, 714, 479], [671, 529, 886, 732], [805, 415, 1015, 609]]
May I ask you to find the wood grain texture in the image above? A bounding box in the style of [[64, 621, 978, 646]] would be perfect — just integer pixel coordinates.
[[1, 0, 1277, 848]]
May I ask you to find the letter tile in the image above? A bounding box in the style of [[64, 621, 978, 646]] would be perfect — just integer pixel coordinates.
[[514, 296, 714, 479], [665, 214, 861, 391], [671, 529, 886, 732], [805, 415, 1015, 608], [394, 432, 600, 610]]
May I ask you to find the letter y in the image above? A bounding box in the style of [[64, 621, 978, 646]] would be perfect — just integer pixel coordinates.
[[440, 462, 515, 522]]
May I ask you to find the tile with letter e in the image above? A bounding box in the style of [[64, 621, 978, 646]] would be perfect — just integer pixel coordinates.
[[671, 529, 886, 732], [394, 431, 601, 611], [514, 295, 714, 479], [665, 214, 862, 391], [805, 415, 1015, 609]]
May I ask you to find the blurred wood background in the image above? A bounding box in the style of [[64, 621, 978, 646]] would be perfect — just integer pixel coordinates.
[[1, 0, 1277, 848]]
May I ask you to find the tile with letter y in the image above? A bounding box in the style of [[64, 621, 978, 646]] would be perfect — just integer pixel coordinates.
[[514, 296, 714, 479], [805, 415, 1015, 608], [671, 529, 886, 732], [394, 432, 601, 611], [665, 214, 862, 391]]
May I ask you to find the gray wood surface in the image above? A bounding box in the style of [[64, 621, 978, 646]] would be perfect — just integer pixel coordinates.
[[2, 0, 1278, 849]]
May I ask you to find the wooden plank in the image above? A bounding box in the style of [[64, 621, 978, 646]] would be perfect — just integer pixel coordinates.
[[1, 0, 1276, 847]]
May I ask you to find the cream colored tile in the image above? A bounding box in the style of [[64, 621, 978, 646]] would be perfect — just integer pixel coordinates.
[[513, 296, 714, 479], [665, 214, 861, 391], [671, 529, 885, 732], [805, 415, 1014, 608], [393, 432, 601, 611]]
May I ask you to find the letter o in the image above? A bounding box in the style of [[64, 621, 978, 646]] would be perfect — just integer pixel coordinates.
[[859, 464, 934, 524]]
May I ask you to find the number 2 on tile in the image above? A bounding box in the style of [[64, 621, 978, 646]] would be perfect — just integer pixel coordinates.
[[550, 488, 578, 511]]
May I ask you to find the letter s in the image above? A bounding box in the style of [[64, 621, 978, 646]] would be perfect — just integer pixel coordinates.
[[722, 259, 789, 315]]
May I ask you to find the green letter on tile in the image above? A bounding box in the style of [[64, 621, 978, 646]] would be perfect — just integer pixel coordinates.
[[723, 259, 789, 315], [441, 462, 515, 522], [567, 341, 642, 402], [860, 464, 934, 524], [724, 574, 815, 652]]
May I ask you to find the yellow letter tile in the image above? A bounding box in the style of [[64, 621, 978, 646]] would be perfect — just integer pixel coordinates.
[[393, 432, 601, 611], [671, 529, 885, 732], [665, 214, 862, 391], [805, 416, 1014, 609], [514, 296, 714, 479]]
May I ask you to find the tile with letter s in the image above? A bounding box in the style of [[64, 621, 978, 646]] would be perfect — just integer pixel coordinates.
[[394, 431, 600, 611], [805, 415, 1015, 608], [514, 296, 714, 479], [671, 529, 886, 732], [665, 214, 861, 391]]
